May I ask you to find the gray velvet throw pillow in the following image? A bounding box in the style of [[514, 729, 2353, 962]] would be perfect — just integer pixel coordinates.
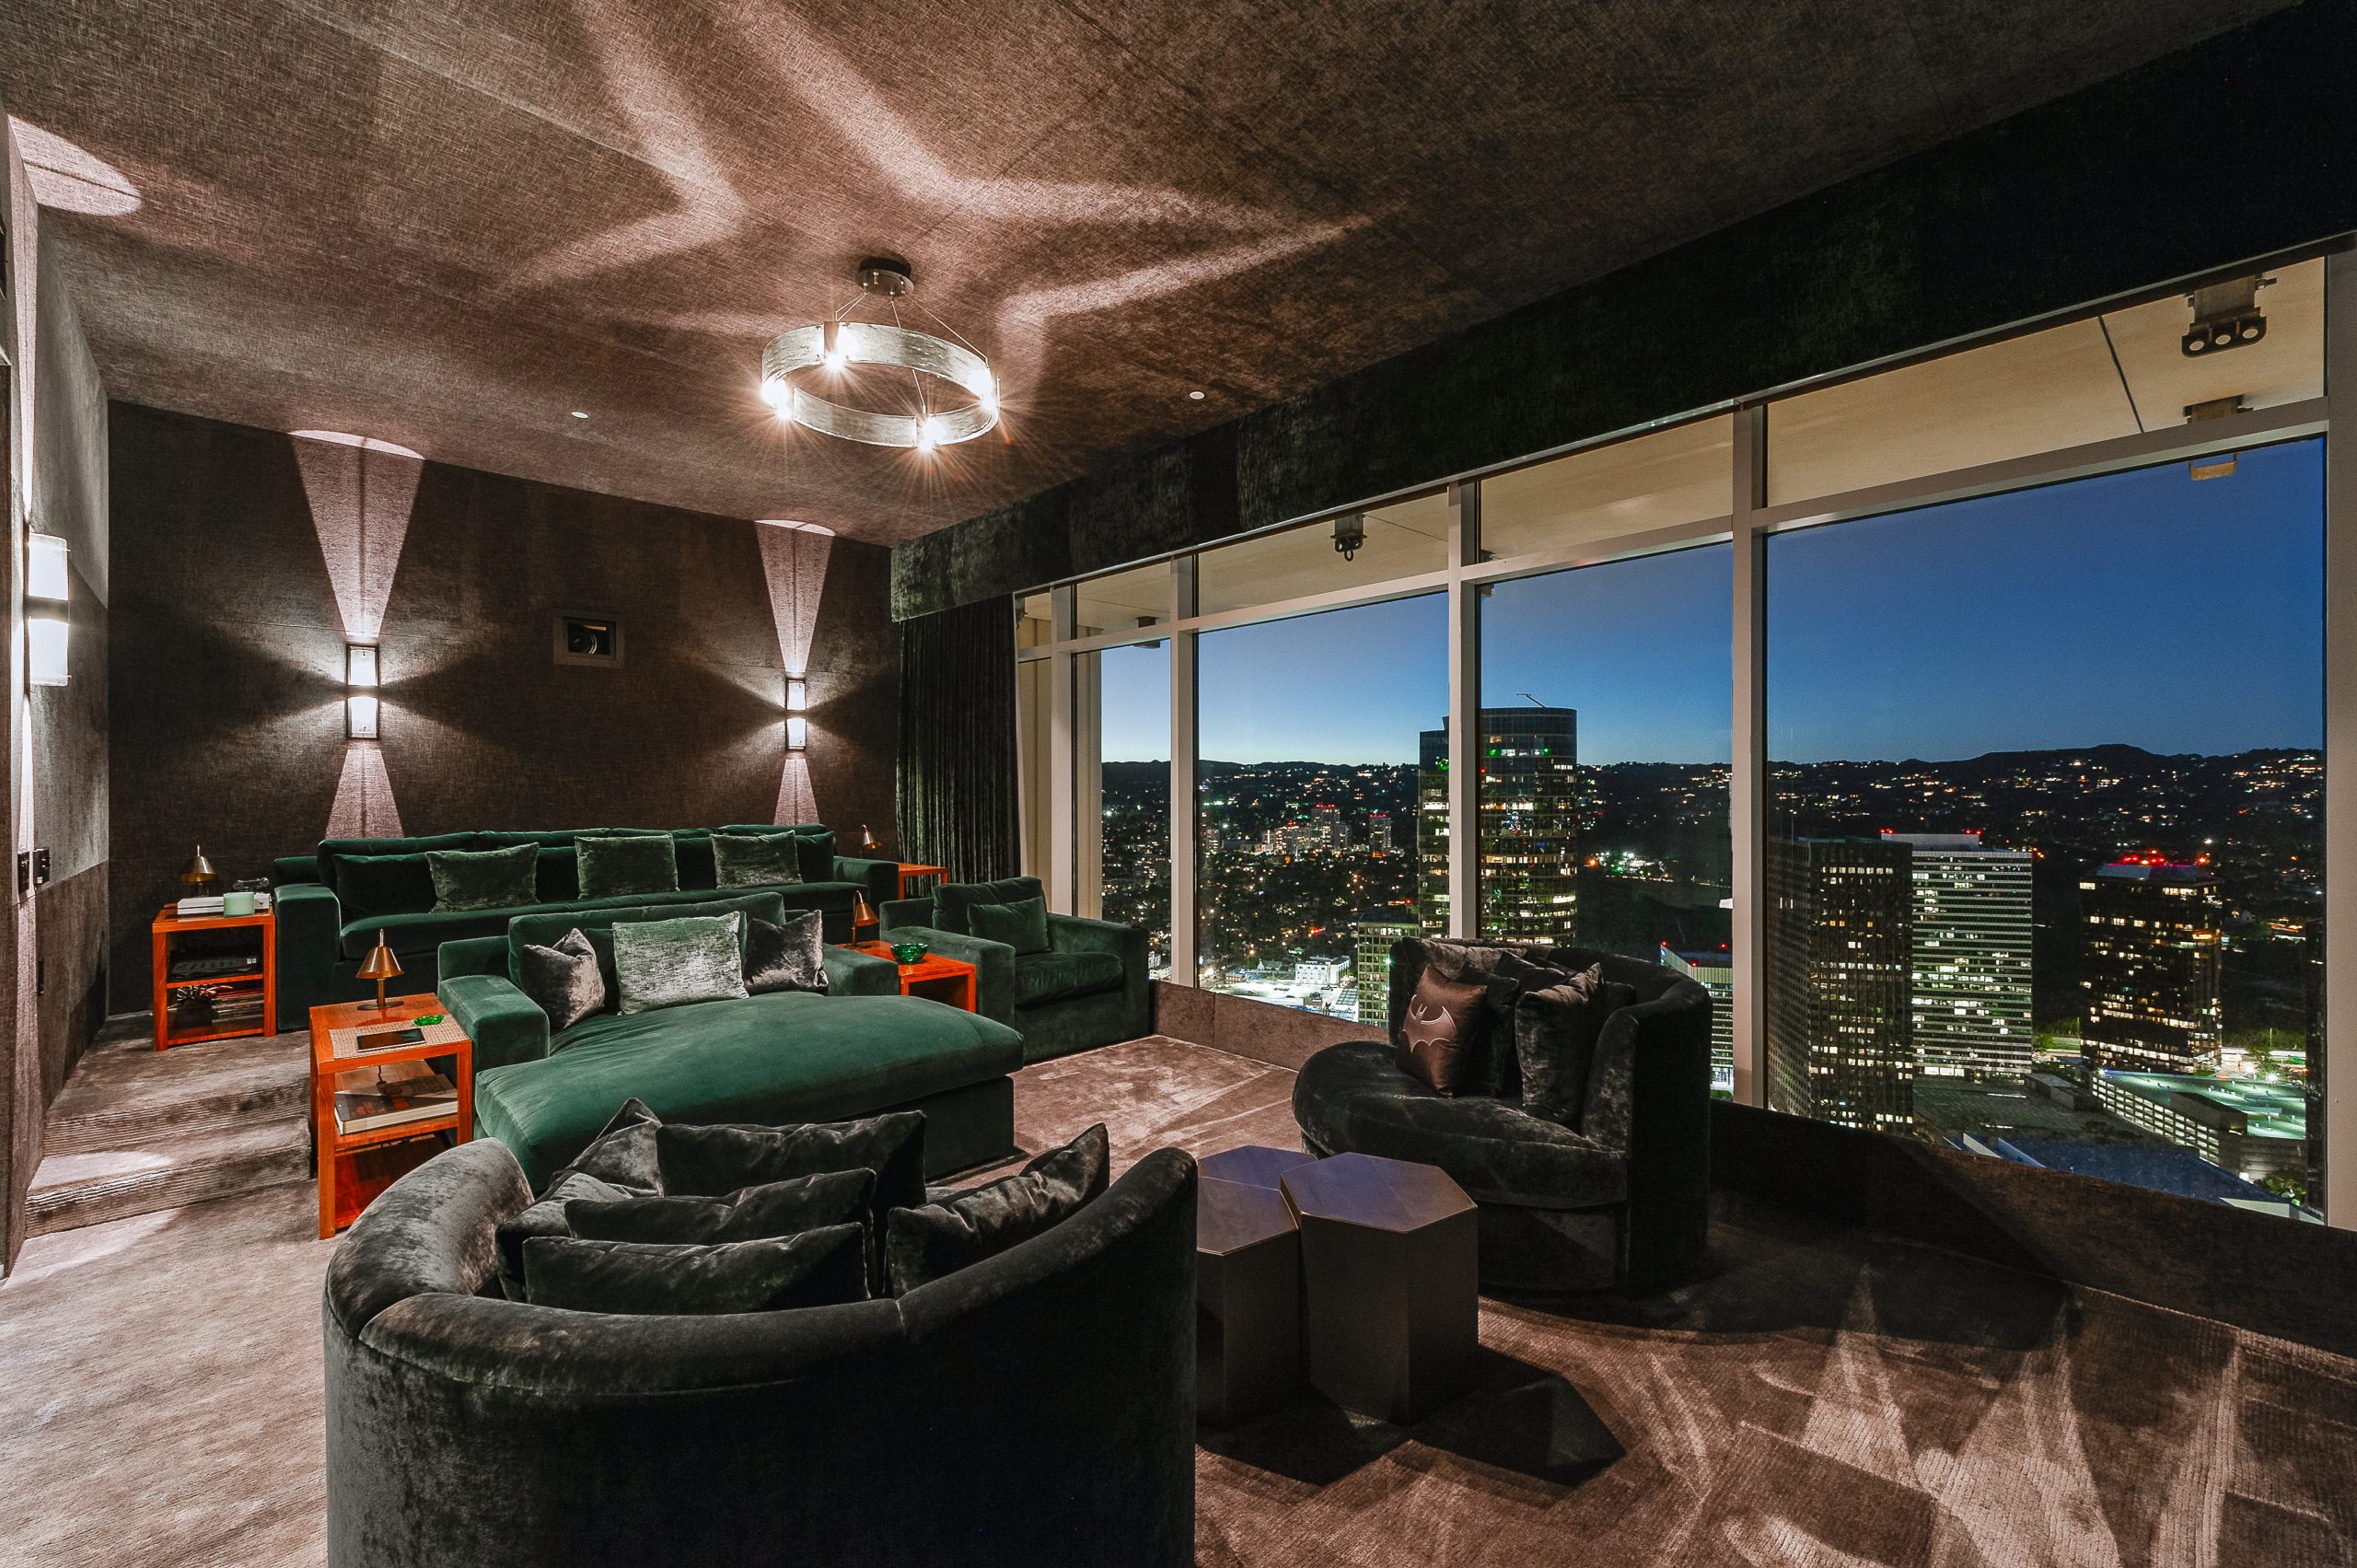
[[577, 832, 680, 900], [969, 895, 1051, 955], [612, 912, 748, 1015], [493, 1167, 639, 1302], [564, 1167, 876, 1248], [656, 1111, 927, 1209], [885, 1123, 1109, 1295], [521, 1225, 869, 1315], [656, 1113, 925, 1294], [1514, 965, 1634, 1126], [517, 927, 607, 1030], [745, 911, 829, 995], [713, 831, 805, 889], [547, 1097, 666, 1193], [426, 842, 540, 912]]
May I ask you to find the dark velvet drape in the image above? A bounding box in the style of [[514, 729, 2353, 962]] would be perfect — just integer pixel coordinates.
[[896, 598, 1018, 882]]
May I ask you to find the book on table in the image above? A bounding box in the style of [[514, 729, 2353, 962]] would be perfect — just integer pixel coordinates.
[[332, 1061, 459, 1135]]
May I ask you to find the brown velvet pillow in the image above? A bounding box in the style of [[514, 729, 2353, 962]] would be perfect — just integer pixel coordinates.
[[1395, 964, 1492, 1095]]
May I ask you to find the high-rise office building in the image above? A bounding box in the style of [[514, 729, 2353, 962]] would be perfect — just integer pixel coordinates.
[[1659, 945, 1734, 1095], [1353, 907, 1422, 1026], [1310, 802, 1343, 849], [1767, 836, 1916, 1131], [1417, 707, 1581, 941], [2079, 855, 2224, 1074], [1367, 811, 1393, 854], [1881, 831, 2034, 1082]]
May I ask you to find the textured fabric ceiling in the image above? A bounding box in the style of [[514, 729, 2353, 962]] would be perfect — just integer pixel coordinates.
[[0, 0, 2289, 543]]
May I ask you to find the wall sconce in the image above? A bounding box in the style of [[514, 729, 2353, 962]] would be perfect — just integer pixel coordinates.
[[346, 642, 380, 739], [26, 532, 70, 688], [785, 674, 808, 750]]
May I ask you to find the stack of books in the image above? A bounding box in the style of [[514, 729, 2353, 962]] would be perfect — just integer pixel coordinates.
[[332, 1061, 459, 1136], [168, 984, 267, 1034], [175, 891, 273, 917]]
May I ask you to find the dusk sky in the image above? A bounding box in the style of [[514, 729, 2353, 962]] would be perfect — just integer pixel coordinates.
[[1100, 437, 2324, 766]]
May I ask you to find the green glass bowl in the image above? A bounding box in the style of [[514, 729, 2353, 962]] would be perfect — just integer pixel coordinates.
[[890, 940, 930, 965]]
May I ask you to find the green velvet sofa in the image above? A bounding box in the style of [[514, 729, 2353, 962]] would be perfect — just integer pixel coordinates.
[[878, 876, 1151, 1063], [269, 823, 896, 1033], [435, 891, 1025, 1189]]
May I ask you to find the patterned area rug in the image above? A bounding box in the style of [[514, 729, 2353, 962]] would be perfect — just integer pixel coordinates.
[[1, 1035, 2351, 1566]]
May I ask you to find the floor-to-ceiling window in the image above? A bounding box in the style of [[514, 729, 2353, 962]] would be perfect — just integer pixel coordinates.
[[1480, 544, 1736, 1093], [1013, 248, 2343, 1222], [1765, 441, 2324, 1210], [1194, 593, 1446, 1019], [1086, 640, 1172, 977]]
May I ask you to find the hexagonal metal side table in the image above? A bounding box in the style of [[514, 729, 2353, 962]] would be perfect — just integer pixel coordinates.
[[1198, 1144, 1318, 1192], [1281, 1152, 1479, 1424], [1196, 1176, 1305, 1427]]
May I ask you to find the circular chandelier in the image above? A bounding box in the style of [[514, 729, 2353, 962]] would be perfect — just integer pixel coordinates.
[[761, 258, 996, 452]]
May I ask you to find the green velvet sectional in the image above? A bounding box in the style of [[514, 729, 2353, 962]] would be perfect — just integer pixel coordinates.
[[879, 875, 1152, 1063], [436, 891, 1024, 1188], [269, 823, 896, 1032]]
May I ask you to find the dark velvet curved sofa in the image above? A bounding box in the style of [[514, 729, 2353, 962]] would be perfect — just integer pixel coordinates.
[[1293, 938, 1712, 1293], [323, 1137, 1199, 1568]]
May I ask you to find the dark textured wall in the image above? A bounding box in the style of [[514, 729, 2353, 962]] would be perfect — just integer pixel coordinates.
[[893, 1, 2357, 618], [31, 230, 110, 1098], [107, 403, 898, 1012]]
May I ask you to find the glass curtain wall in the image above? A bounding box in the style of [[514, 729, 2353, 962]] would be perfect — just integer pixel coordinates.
[[1479, 545, 1736, 1093], [1195, 596, 1446, 1019], [1084, 639, 1172, 977], [1765, 441, 2325, 1211], [1013, 248, 2336, 1222]]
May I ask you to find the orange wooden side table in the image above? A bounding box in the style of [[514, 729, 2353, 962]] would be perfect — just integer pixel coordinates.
[[894, 863, 949, 900], [151, 905, 277, 1050], [309, 993, 473, 1239], [842, 941, 979, 1012]]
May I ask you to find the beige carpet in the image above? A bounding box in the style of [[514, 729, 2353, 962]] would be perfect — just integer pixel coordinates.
[[2, 1036, 2352, 1567]]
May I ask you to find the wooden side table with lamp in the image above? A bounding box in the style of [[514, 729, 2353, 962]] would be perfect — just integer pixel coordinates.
[[151, 844, 278, 1050], [308, 930, 476, 1237]]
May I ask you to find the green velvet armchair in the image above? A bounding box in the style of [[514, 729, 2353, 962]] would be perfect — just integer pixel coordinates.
[[879, 876, 1151, 1063]]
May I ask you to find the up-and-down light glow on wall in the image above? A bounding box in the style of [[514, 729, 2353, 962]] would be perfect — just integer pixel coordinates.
[[296, 431, 422, 837], [761, 519, 833, 823]]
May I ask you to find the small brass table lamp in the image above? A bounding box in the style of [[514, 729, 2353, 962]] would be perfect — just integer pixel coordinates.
[[858, 824, 881, 853], [180, 845, 218, 890], [851, 890, 877, 938], [358, 929, 403, 1011]]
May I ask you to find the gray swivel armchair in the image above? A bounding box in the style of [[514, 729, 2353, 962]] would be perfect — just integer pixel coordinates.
[[1293, 937, 1713, 1292]]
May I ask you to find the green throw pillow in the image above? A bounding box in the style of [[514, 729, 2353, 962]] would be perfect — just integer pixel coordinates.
[[970, 895, 1051, 955], [425, 842, 540, 912], [713, 830, 805, 889], [612, 912, 747, 1015], [578, 832, 679, 900]]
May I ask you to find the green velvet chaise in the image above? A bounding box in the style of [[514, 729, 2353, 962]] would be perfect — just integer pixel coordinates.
[[271, 823, 897, 1031], [878, 875, 1151, 1063], [435, 891, 1023, 1188]]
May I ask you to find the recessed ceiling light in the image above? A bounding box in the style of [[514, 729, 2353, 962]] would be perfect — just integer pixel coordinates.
[[570, 410, 589, 420], [1188, 390, 1205, 401]]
